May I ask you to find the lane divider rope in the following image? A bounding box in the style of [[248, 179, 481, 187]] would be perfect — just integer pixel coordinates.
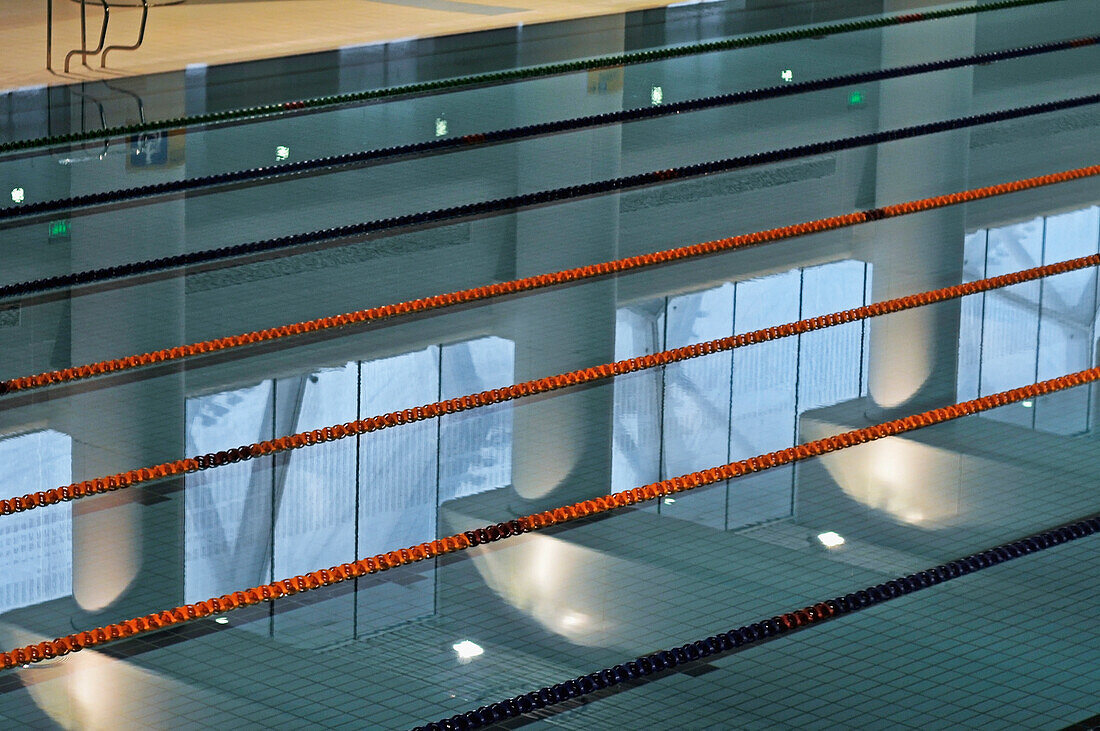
[[4, 35, 1095, 221], [2, 365, 1098, 670], [0, 257, 1083, 516], [2, 254, 1097, 515], [1, 163, 1098, 398], [412, 514, 1100, 731], [0, 0, 1064, 156], [0, 92, 1096, 271], [3, 95, 1097, 304]]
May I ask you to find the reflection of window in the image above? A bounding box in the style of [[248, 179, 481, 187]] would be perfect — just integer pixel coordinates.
[[959, 206, 1100, 434], [0, 430, 72, 616], [184, 336, 514, 635], [613, 260, 871, 530], [440, 339, 514, 502], [185, 382, 274, 604], [277, 362, 359, 580]]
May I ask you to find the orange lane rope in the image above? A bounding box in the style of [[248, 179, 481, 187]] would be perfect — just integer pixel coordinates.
[[2, 251, 1098, 519], [1, 164, 1097, 398], [3, 365, 1097, 670]]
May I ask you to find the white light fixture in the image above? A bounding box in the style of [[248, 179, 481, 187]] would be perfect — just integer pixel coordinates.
[[664, 497, 676, 505], [781, 69, 794, 83], [650, 86, 663, 105], [435, 117, 448, 137], [453, 640, 483, 659], [275, 145, 290, 161], [10, 187, 25, 203], [215, 617, 229, 625], [1021, 400, 1033, 408], [817, 531, 845, 548]]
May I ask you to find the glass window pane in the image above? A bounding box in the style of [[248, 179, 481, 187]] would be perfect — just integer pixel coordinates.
[[662, 283, 734, 529], [729, 270, 801, 528], [439, 337, 515, 502], [275, 363, 359, 579], [1040, 206, 1100, 305], [612, 304, 664, 492], [1035, 206, 1100, 434], [981, 217, 1044, 427], [862, 262, 874, 397], [358, 347, 441, 635], [184, 381, 273, 604], [798, 260, 866, 412], [0, 431, 72, 617], [957, 230, 987, 402], [359, 347, 440, 558], [1033, 320, 1091, 435]]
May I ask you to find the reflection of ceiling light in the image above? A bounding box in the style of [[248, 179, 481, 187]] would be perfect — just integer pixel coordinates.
[[1021, 400, 1033, 408], [650, 86, 663, 105], [453, 640, 483, 659], [561, 612, 587, 628], [817, 531, 845, 548], [781, 69, 794, 82], [664, 498, 676, 504], [215, 617, 229, 625], [435, 117, 448, 137], [275, 145, 290, 161], [10, 188, 24, 203]]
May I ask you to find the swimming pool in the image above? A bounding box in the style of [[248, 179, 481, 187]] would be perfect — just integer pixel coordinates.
[[0, 0, 1098, 727]]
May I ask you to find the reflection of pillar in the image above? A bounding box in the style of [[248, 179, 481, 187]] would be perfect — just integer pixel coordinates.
[[794, 7, 977, 539], [60, 90, 190, 622], [508, 280, 618, 509], [507, 204, 620, 510], [67, 282, 186, 619], [863, 6, 975, 413], [506, 27, 624, 513]]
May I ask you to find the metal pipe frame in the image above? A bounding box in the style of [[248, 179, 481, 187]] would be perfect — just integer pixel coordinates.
[[46, 0, 53, 70], [101, 0, 149, 67], [64, 0, 111, 73]]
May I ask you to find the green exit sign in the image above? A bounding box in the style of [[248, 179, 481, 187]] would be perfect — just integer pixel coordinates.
[[49, 219, 70, 242], [848, 90, 867, 107]]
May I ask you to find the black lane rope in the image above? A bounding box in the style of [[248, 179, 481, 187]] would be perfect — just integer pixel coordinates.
[[2, 35, 1095, 223], [413, 514, 1100, 731], [2, 92, 1098, 302], [0, 0, 1065, 156]]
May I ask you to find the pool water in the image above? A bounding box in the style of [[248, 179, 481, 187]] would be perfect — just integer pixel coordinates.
[[0, 0, 1098, 728]]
